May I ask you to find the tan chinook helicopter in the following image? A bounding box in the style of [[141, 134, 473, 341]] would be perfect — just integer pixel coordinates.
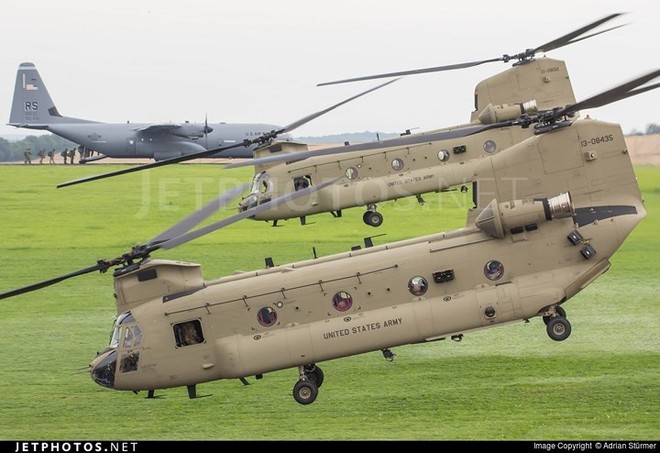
[[57, 15, 626, 230], [223, 13, 629, 227], [2, 68, 657, 404]]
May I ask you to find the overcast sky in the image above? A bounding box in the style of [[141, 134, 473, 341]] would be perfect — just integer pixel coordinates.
[[1, 0, 659, 139]]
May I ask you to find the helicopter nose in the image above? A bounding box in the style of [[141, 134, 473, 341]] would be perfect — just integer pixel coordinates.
[[90, 349, 117, 389], [238, 194, 258, 212]]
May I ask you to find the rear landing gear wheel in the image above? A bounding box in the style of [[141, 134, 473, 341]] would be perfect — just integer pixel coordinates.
[[543, 305, 567, 326], [304, 365, 324, 388], [293, 379, 318, 405], [546, 316, 571, 341]]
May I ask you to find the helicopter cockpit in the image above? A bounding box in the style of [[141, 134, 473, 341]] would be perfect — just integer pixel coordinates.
[[90, 312, 142, 389], [238, 170, 315, 216], [238, 170, 273, 212]]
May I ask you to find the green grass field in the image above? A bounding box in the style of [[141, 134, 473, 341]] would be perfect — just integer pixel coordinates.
[[0, 163, 657, 441]]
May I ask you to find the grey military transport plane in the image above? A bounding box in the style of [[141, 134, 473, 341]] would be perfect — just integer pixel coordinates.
[[8, 62, 290, 161]]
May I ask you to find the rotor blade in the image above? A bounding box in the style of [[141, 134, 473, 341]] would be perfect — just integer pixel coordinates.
[[0, 263, 105, 300], [533, 13, 625, 54], [317, 13, 625, 87], [547, 23, 628, 50], [56, 141, 248, 189], [278, 78, 400, 132], [317, 59, 501, 87], [158, 177, 341, 250], [553, 68, 660, 119], [225, 124, 492, 169], [147, 182, 251, 245]]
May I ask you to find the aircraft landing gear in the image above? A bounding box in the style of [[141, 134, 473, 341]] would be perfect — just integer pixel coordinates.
[[542, 305, 566, 325], [363, 204, 383, 227], [292, 363, 323, 405], [542, 305, 571, 341]]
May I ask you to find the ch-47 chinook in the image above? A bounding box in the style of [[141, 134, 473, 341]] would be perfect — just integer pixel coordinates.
[[1, 68, 657, 405], [56, 14, 625, 228], [223, 13, 631, 227]]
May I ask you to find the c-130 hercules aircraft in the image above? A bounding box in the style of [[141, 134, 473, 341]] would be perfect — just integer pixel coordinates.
[[1, 67, 656, 404], [8, 62, 290, 161]]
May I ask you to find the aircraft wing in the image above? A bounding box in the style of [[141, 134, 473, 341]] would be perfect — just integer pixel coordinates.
[[133, 123, 184, 132], [134, 122, 212, 139]]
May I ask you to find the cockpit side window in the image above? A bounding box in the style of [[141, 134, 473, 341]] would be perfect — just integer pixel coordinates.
[[122, 325, 143, 349], [173, 320, 205, 347]]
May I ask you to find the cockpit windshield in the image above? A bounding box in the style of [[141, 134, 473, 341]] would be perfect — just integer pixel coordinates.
[[250, 171, 273, 195], [108, 312, 140, 348], [240, 171, 273, 212]]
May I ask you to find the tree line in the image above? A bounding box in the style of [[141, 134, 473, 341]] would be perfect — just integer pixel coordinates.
[[628, 123, 660, 136]]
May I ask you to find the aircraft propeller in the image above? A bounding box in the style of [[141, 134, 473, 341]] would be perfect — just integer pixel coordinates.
[[317, 13, 627, 86], [203, 114, 212, 149], [0, 176, 340, 300], [226, 67, 660, 169], [56, 79, 399, 189]]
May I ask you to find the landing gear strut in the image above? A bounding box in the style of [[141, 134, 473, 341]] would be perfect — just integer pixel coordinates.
[[292, 363, 324, 405], [363, 204, 383, 227], [542, 305, 571, 341]]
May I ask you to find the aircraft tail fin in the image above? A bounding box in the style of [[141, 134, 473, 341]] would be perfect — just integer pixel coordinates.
[[8, 62, 94, 129]]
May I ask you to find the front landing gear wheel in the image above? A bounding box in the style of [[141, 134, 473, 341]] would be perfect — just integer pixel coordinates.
[[363, 211, 383, 227], [293, 380, 318, 405], [547, 316, 572, 341]]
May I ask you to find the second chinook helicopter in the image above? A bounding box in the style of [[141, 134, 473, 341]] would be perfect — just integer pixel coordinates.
[[223, 13, 628, 227], [1, 67, 657, 405], [57, 14, 625, 230]]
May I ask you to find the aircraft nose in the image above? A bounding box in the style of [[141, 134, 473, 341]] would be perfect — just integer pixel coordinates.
[[239, 194, 258, 212], [90, 349, 117, 389]]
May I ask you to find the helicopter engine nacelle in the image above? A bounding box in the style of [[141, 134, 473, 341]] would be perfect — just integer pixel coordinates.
[[477, 100, 538, 124], [254, 140, 309, 158], [475, 192, 574, 238], [112, 259, 204, 313]]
